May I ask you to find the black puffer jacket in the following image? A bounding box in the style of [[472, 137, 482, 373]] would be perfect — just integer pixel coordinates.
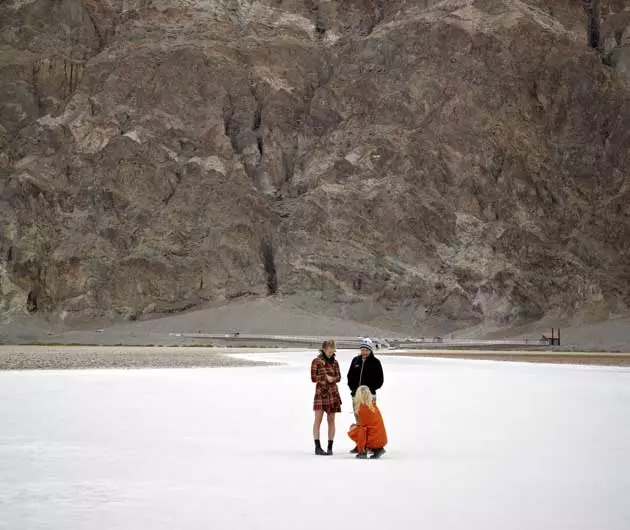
[[347, 353, 384, 397]]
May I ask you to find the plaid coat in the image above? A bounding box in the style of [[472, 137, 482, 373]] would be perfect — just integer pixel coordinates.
[[311, 353, 342, 413]]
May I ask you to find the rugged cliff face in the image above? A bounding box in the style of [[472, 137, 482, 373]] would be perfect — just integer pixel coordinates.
[[1, 0, 629, 331]]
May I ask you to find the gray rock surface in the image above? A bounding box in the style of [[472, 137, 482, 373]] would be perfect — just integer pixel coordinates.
[[1, 0, 630, 334]]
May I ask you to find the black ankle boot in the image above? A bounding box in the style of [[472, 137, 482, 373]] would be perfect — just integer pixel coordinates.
[[370, 448, 386, 459], [327, 440, 334, 455], [314, 439, 326, 455]]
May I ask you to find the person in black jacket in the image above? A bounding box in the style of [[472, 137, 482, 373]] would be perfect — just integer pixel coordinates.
[[347, 337, 384, 400]]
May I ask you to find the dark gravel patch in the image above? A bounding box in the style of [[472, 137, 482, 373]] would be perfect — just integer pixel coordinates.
[[0, 346, 276, 370]]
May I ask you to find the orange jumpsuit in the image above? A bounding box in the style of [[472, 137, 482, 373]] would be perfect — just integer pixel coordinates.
[[348, 403, 388, 453]]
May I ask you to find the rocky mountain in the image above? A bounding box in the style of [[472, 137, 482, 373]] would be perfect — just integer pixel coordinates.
[[1, 0, 629, 333]]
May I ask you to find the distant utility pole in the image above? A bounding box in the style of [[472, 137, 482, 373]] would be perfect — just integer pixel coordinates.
[[582, 0, 601, 49]]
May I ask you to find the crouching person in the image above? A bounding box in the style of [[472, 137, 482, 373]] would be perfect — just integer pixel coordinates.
[[348, 385, 387, 459]]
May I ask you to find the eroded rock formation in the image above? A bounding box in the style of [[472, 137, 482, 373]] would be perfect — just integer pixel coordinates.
[[1, 0, 629, 331]]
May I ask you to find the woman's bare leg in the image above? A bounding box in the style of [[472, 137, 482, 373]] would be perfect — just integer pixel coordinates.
[[313, 410, 324, 439], [325, 413, 337, 454], [327, 412, 336, 440]]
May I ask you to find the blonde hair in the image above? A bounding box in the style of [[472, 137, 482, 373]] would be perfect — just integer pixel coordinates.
[[353, 385, 375, 414], [321, 339, 336, 350]]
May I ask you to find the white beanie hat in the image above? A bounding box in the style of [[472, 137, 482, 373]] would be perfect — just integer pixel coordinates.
[[360, 337, 374, 353]]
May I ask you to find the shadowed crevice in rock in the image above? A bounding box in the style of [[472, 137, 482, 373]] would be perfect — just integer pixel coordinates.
[[222, 94, 239, 153], [222, 89, 267, 190], [582, 0, 601, 49], [310, 0, 328, 40], [375, 0, 386, 24], [253, 102, 264, 157], [162, 170, 183, 205], [30, 63, 45, 117], [261, 239, 278, 295], [281, 135, 299, 185], [249, 83, 267, 191], [82, 2, 107, 53], [26, 289, 38, 313]]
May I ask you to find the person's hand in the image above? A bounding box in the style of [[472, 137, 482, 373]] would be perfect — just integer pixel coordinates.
[[326, 375, 335, 383]]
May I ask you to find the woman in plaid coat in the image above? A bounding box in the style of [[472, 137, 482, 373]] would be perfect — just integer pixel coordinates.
[[311, 340, 342, 455]]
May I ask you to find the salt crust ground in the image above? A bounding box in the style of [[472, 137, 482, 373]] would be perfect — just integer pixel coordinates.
[[1, 349, 629, 530]]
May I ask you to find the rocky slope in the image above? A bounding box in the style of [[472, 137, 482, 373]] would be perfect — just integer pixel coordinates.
[[1, 0, 629, 333]]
